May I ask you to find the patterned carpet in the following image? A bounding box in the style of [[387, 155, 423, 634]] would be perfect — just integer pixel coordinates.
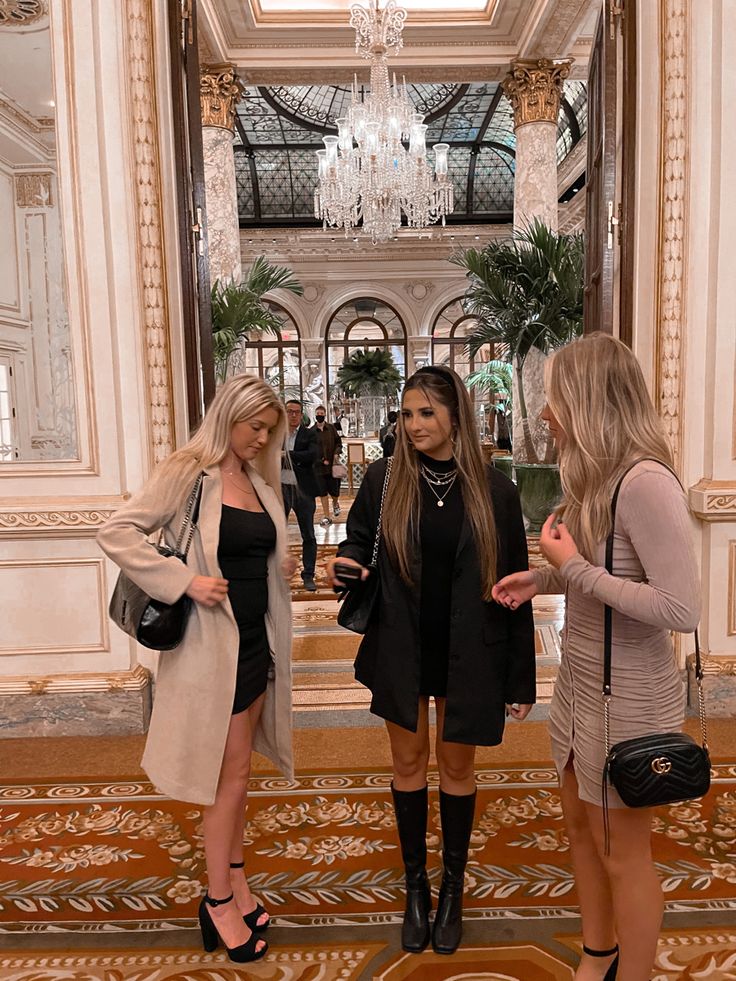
[[1, 763, 735, 978]]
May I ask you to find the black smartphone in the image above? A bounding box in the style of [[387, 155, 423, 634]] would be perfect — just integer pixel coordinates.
[[334, 562, 364, 585]]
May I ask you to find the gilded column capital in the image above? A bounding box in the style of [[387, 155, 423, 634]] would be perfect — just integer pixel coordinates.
[[200, 63, 244, 131], [502, 58, 572, 129]]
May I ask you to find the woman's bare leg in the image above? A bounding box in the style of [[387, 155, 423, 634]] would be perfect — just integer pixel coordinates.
[[587, 800, 661, 981], [228, 692, 269, 927], [434, 698, 476, 794], [386, 697, 431, 789], [202, 706, 266, 953], [560, 762, 617, 981]]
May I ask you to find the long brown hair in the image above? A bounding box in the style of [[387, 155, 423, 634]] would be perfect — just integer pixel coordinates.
[[382, 365, 498, 599], [546, 333, 674, 559]]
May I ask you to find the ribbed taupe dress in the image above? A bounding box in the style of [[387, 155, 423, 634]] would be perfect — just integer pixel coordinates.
[[532, 461, 701, 808]]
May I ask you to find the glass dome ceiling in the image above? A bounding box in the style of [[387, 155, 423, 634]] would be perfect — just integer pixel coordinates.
[[234, 80, 586, 227]]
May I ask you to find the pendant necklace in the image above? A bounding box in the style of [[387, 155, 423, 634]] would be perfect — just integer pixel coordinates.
[[420, 463, 457, 508], [224, 467, 256, 496]]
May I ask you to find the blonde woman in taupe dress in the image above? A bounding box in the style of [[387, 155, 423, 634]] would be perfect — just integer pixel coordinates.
[[493, 334, 700, 981]]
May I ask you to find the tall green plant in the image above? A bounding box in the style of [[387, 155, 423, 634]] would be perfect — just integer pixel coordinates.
[[465, 359, 513, 402], [451, 219, 584, 463], [211, 256, 303, 383], [336, 348, 402, 397]]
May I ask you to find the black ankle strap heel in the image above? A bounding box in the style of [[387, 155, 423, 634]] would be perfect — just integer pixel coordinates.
[[198, 893, 268, 963], [229, 862, 271, 932], [582, 945, 619, 981]]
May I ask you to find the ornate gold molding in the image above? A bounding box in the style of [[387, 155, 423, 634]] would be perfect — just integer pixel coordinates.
[[502, 59, 572, 129], [730, 541, 736, 636], [686, 652, 736, 677], [200, 63, 244, 131], [0, 508, 114, 532], [0, 0, 46, 25], [14, 172, 52, 208], [655, 0, 688, 467], [688, 480, 736, 521], [0, 664, 151, 696], [125, 0, 175, 465]]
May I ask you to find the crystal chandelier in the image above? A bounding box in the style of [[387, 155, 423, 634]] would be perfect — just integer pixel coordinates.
[[313, 0, 454, 244]]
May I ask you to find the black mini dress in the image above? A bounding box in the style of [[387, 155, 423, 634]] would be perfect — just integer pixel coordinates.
[[417, 452, 464, 697], [217, 505, 276, 715]]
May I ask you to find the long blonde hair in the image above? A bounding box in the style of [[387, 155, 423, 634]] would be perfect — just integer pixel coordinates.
[[382, 365, 498, 599], [159, 374, 287, 502], [546, 333, 673, 559]]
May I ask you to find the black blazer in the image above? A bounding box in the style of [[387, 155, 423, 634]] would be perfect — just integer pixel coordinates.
[[286, 425, 320, 498], [337, 458, 536, 746]]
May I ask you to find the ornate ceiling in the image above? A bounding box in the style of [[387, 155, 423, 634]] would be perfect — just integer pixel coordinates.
[[198, 0, 599, 82], [234, 80, 587, 226], [201, 0, 594, 227]]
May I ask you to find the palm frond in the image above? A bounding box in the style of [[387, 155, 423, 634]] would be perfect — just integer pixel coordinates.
[[336, 349, 402, 397]]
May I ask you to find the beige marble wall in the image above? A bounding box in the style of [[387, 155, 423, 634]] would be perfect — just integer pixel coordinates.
[[0, 0, 184, 733], [514, 121, 560, 233], [632, 0, 736, 706], [202, 126, 241, 284]]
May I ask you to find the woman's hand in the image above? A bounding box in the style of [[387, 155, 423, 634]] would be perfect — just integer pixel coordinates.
[[506, 703, 533, 721], [281, 554, 298, 579], [185, 575, 228, 607], [325, 556, 368, 588], [492, 570, 537, 609], [539, 514, 579, 569]]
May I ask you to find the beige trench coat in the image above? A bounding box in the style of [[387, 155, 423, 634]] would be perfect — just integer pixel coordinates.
[[97, 464, 293, 805]]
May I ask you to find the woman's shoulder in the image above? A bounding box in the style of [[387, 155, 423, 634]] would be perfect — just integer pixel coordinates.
[[619, 459, 681, 498]]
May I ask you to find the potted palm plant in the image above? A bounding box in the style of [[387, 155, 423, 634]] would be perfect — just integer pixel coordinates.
[[336, 348, 402, 436], [451, 219, 584, 530], [466, 359, 513, 477], [211, 255, 303, 384]]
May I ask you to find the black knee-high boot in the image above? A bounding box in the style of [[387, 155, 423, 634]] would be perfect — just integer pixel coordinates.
[[391, 784, 431, 953], [432, 788, 476, 955]]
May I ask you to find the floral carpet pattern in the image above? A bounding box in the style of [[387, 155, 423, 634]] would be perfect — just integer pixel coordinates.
[[1, 764, 735, 934]]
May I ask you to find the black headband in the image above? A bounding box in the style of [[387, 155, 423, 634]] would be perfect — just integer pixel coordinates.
[[415, 365, 455, 387]]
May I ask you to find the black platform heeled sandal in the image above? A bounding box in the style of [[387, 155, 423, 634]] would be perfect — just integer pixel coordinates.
[[230, 861, 270, 931], [198, 892, 268, 963], [582, 944, 619, 981]]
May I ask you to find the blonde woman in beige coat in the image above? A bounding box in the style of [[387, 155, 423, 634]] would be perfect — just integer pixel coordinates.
[[98, 375, 296, 965]]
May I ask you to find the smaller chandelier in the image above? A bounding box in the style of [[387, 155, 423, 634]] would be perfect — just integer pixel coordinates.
[[314, 0, 454, 244]]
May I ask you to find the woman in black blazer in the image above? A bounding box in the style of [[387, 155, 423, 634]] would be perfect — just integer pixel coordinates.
[[326, 366, 535, 956]]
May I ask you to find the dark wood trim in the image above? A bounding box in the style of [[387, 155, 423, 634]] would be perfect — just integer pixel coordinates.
[[167, 0, 215, 430]]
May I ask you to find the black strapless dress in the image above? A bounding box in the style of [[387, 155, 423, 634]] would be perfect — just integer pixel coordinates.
[[217, 505, 277, 715]]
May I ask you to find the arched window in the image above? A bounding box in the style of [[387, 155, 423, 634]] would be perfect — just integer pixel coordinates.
[[325, 298, 407, 402], [239, 301, 302, 399], [431, 299, 508, 432]]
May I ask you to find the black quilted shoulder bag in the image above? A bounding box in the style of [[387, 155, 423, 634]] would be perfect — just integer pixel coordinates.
[[601, 461, 711, 850], [337, 456, 392, 635], [109, 472, 205, 651]]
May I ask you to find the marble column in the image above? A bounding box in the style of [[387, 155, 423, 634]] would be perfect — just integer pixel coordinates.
[[200, 63, 244, 285], [502, 59, 571, 465], [502, 58, 571, 233]]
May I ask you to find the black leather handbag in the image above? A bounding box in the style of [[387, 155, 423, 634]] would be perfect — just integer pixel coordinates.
[[337, 457, 392, 635], [108, 473, 204, 651], [600, 461, 711, 848]]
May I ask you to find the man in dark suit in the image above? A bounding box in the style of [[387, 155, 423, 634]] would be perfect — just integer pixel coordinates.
[[282, 399, 319, 591]]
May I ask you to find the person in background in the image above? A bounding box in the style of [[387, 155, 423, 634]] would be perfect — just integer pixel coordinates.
[[493, 334, 700, 981], [281, 399, 319, 592], [312, 404, 343, 526], [333, 410, 344, 434], [380, 409, 398, 458], [326, 366, 535, 957], [98, 375, 295, 965]]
